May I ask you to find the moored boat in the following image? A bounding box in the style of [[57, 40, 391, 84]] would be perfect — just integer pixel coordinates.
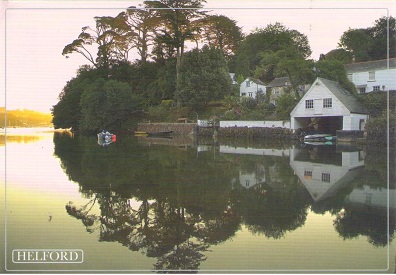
[[304, 134, 336, 142], [97, 131, 116, 142]]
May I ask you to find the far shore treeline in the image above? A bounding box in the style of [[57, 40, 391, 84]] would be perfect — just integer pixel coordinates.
[[1, 108, 53, 128], [51, 0, 396, 133]]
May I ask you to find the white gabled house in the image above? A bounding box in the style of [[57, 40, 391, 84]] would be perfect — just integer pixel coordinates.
[[240, 77, 266, 99], [345, 58, 396, 93], [290, 78, 368, 133]]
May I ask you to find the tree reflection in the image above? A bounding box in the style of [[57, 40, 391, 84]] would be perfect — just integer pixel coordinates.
[[333, 206, 395, 247], [65, 198, 97, 232], [153, 241, 208, 273], [54, 133, 394, 272]]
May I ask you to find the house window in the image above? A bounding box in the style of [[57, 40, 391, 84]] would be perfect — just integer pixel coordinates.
[[241, 93, 246, 96], [304, 170, 312, 180], [248, 92, 253, 97], [322, 173, 331, 183], [368, 71, 375, 81], [305, 99, 313, 109], [347, 73, 353, 82], [323, 98, 332, 108], [246, 81, 250, 87], [373, 86, 380, 91], [359, 87, 366, 93]]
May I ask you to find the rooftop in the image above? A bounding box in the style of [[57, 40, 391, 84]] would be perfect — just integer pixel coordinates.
[[317, 78, 367, 114], [345, 58, 396, 73], [267, 77, 291, 88]]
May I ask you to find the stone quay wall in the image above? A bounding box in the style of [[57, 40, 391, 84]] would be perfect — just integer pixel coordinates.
[[136, 123, 197, 136], [199, 126, 294, 140]]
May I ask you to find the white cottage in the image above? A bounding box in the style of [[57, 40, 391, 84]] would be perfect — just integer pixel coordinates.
[[240, 77, 266, 99], [290, 78, 368, 133], [345, 58, 396, 93]]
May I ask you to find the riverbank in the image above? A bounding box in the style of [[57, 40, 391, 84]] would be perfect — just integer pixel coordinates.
[[136, 122, 396, 147]]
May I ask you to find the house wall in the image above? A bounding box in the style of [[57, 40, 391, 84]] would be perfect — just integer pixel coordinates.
[[240, 79, 266, 98], [269, 86, 287, 105], [220, 120, 290, 129], [350, 68, 396, 92], [291, 81, 350, 120], [342, 113, 368, 131]]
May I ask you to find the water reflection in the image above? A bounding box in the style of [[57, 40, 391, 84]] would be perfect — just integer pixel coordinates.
[[53, 133, 395, 272]]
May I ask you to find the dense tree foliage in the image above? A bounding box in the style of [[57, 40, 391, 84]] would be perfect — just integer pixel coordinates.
[[338, 16, 396, 62], [79, 79, 145, 131], [254, 48, 315, 97], [314, 59, 356, 93], [234, 23, 311, 78], [52, 66, 103, 130], [195, 15, 244, 58], [175, 46, 231, 107], [321, 48, 353, 64], [144, 0, 207, 79]]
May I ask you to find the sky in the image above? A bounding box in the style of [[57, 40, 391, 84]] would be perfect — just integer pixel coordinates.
[[1, 0, 395, 113]]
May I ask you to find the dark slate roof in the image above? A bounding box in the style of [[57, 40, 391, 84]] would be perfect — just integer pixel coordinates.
[[317, 78, 367, 114], [267, 77, 290, 87], [248, 77, 266, 86], [345, 58, 396, 73]]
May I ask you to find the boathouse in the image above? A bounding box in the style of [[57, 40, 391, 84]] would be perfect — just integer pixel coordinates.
[[290, 78, 368, 135]]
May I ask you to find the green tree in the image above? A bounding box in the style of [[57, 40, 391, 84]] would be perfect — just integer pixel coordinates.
[[276, 93, 298, 120], [79, 79, 145, 131], [254, 48, 315, 97], [235, 22, 312, 77], [321, 48, 353, 64], [368, 16, 396, 60], [144, 0, 207, 79], [195, 14, 244, 58], [175, 46, 231, 107], [62, 15, 131, 71], [117, 6, 159, 63], [314, 59, 356, 92], [52, 66, 102, 130], [146, 58, 177, 105], [338, 28, 373, 62]]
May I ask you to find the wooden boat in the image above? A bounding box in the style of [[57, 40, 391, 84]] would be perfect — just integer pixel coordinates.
[[134, 131, 173, 136], [97, 131, 116, 146], [97, 132, 116, 141], [304, 141, 334, 146], [304, 134, 336, 142]]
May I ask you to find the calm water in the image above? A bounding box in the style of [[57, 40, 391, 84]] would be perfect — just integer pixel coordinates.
[[2, 128, 396, 272]]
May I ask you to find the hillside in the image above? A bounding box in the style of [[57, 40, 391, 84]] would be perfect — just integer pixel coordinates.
[[0, 108, 53, 127]]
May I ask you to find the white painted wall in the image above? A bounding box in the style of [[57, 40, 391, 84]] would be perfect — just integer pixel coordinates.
[[350, 68, 396, 93], [220, 120, 290, 129], [342, 113, 368, 131], [341, 151, 365, 168], [240, 78, 266, 99], [291, 80, 350, 119]]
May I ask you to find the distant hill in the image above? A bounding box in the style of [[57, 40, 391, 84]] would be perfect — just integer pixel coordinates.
[[0, 108, 53, 127]]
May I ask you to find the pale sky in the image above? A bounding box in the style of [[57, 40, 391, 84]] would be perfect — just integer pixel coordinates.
[[1, 0, 395, 113]]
